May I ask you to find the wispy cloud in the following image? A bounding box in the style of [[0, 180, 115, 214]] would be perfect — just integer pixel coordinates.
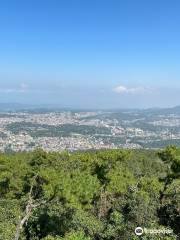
[[113, 85, 151, 94], [20, 83, 29, 91], [0, 83, 29, 93]]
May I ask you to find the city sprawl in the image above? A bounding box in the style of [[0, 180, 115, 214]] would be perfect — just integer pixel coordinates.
[[0, 107, 180, 152]]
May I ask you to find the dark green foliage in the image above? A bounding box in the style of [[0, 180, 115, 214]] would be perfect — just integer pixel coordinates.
[[7, 122, 111, 137], [0, 147, 179, 239]]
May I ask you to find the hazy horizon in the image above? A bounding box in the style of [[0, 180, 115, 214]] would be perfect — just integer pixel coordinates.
[[0, 101, 180, 111], [1, 0, 180, 108]]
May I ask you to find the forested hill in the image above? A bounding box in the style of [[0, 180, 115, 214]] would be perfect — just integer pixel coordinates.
[[0, 147, 179, 240]]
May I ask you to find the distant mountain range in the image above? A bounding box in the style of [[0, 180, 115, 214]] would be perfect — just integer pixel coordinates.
[[0, 103, 180, 113], [145, 106, 180, 115], [0, 103, 71, 112], [0, 103, 34, 110]]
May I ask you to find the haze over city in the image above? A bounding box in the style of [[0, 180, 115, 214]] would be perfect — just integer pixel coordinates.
[[0, 0, 180, 108]]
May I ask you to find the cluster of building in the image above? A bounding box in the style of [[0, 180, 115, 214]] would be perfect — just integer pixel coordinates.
[[0, 111, 179, 152], [151, 118, 180, 127]]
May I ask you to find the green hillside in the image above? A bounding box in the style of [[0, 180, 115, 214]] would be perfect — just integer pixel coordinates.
[[0, 147, 179, 240]]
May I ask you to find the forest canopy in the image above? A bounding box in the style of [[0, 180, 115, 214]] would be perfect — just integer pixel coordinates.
[[0, 147, 179, 240]]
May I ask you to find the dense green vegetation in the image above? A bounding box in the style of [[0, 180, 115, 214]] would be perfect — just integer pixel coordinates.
[[140, 139, 180, 148], [7, 122, 111, 137], [0, 147, 179, 239]]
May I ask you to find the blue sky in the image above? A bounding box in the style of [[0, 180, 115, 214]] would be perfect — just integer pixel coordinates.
[[0, 0, 180, 108]]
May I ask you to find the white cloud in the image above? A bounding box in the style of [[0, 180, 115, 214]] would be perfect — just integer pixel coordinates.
[[0, 83, 29, 93], [20, 83, 29, 89], [113, 85, 149, 94], [19, 83, 29, 92]]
